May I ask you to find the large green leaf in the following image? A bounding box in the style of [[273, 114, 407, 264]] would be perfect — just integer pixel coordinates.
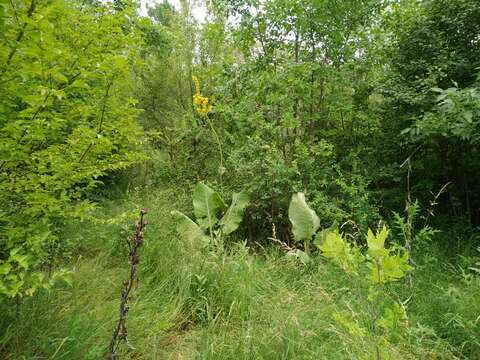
[[192, 182, 226, 229], [314, 221, 339, 248], [219, 192, 250, 235], [365, 226, 412, 284], [318, 230, 361, 275], [171, 211, 209, 246], [288, 193, 320, 242], [366, 226, 389, 258]]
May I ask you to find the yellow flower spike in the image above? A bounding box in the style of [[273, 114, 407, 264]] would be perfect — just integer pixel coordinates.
[[192, 75, 212, 116]]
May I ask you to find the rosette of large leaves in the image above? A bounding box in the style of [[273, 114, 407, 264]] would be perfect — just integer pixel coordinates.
[[172, 182, 250, 244], [193, 182, 227, 230]]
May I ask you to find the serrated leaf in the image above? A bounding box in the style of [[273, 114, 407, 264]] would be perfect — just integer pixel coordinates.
[[319, 230, 361, 275], [314, 221, 339, 248], [367, 226, 389, 257]]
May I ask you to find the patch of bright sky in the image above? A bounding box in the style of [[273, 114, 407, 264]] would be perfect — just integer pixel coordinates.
[[139, 0, 207, 23]]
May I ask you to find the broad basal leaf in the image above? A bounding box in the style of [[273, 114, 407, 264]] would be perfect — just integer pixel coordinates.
[[171, 211, 209, 246], [192, 182, 226, 229], [288, 193, 320, 242], [219, 192, 250, 235], [285, 249, 311, 265]]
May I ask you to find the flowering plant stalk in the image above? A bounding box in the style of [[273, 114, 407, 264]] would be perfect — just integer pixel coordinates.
[[107, 209, 147, 359]]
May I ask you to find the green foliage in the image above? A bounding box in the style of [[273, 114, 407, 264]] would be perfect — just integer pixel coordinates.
[[318, 226, 412, 286], [173, 182, 249, 245], [404, 84, 480, 144], [1, 183, 478, 359], [366, 227, 411, 285], [316, 225, 412, 357], [288, 192, 320, 251], [219, 192, 250, 235], [3, 0, 480, 358], [0, 0, 145, 298], [144, 0, 383, 242], [469, 246, 480, 275], [317, 229, 362, 275], [193, 182, 227, 230], [136, 0, 199, 184], [170, 210, 209, 248], [4, 186, 472, 359], [380, 0, 480, 222]]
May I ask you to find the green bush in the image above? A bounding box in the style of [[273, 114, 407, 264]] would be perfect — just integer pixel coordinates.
[[0, 0, 145, 298]]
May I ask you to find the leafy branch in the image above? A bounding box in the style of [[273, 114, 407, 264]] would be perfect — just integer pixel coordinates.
[[0, 0, 36, 78]]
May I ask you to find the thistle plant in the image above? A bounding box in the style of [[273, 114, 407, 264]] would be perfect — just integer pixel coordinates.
[[107, 209, 147, 359]]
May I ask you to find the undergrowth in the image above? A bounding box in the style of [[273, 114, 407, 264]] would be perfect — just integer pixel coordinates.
[[0, 185, 478, 359]]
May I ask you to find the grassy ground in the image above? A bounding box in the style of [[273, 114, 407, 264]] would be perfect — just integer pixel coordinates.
[[1, 185, 479, 359]]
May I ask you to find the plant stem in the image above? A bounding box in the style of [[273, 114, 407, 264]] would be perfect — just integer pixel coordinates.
[[206, 117, 224, 189], [107, 209, 147, 359]]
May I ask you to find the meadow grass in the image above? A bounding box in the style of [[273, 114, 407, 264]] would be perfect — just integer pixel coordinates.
[[1, 185, 478, 359]]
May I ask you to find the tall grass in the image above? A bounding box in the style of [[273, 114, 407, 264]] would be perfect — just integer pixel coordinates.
[[0, 185, 478, 359]]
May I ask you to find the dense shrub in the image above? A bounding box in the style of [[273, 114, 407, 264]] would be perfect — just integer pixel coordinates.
[[0, 0, 145, 297]]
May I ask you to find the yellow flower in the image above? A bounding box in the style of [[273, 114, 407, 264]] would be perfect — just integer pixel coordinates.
[[192, 75, 212, 116]]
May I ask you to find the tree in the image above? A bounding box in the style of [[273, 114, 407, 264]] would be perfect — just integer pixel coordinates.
[[379, 0, 480, 224], [0, 0, 145, 298]]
